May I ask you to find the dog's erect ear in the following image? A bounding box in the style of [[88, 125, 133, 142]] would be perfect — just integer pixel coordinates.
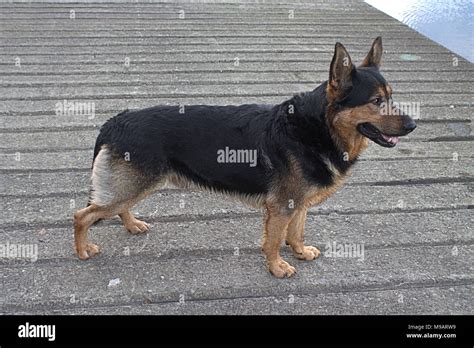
[[360, 36, 383, 68], [328, 42, 354, 100]]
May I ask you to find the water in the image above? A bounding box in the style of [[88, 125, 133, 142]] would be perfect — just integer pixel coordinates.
[[365, 0, 474, 62]]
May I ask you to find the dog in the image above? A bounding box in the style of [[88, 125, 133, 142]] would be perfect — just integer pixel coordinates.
[[73, 37, 416, 278]]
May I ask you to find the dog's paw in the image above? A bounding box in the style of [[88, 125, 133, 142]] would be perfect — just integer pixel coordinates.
[[76, 242, 100, 260], [268, 259, 297, 278], [125, 219, 150, 234], [293, 245, 320, 261]]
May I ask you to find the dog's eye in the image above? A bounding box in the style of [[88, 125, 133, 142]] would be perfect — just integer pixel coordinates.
[[372, 97, 383, 105]]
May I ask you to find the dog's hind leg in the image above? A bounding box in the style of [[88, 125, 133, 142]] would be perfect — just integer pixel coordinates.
[[74, 204, 109, 259], [74, 199, 150, 259], [286, 209, 320, 261], [74, 201, 142, 259], [119, 210, 149, 234], [74, 146, 157, 259]]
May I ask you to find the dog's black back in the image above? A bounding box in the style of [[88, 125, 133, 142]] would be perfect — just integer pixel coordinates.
[[95, 103, 275, 195], [93, 81, 349, 200]]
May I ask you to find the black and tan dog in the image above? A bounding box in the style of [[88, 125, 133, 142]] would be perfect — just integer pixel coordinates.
[[74, 37, 416, 277]]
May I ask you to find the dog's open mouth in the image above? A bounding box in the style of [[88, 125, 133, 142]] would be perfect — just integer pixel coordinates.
[[357, 122, 400, 148]]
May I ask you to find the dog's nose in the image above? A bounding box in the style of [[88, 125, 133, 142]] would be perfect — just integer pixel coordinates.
[[404, 119, 417, 134]]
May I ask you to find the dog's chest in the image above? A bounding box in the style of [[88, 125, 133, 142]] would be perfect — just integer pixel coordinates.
[[302, 170, 348, 208]]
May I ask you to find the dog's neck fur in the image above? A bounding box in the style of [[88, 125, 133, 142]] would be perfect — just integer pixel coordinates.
[[273, 81, 364, 178]]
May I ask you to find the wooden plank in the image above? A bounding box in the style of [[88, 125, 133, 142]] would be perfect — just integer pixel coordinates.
[[1, 183, 471, 226], [3, 158, 472, 197], [0, 0, 472, 316], [2, 245, 472, 313], [3, 210, 472, 260], [2, 71, 470, 85], [10, 285, 471, 315]]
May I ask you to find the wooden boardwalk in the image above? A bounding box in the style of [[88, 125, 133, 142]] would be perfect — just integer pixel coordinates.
[[0, 1, 472, 314]]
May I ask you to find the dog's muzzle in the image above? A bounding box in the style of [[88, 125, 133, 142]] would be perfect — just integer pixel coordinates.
[[357, 117, 417, 148]]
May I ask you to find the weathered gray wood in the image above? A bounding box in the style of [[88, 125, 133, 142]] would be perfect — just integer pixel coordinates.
[[2, 183, 471, 227], [2, 158, 472, 196], [0, 0, 472, 315], [2, 245, 472, 314]]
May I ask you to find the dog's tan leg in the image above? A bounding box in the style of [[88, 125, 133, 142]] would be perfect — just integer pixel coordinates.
[[286, 209, 320, 261], [119, 210, 149, 234], [73, 204, 108, 260], [262, 206, 296, 278]]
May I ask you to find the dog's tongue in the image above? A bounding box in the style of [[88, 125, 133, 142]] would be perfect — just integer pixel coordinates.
[[381, 134, 400, 144]]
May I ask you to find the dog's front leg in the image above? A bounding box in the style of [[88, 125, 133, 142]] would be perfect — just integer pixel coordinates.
[[286, 209, 320, 260], [262, 206, 296, 278]]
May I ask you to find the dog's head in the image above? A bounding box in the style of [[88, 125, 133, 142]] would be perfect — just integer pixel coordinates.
[[325, 37, 416, 150]]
